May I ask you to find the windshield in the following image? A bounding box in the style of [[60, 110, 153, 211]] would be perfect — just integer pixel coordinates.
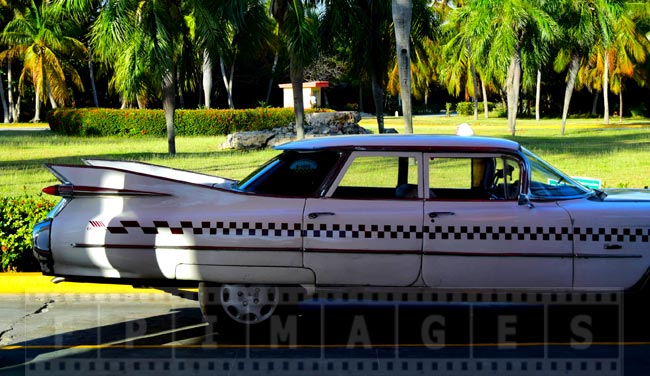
[[522, 147, 591, 199]]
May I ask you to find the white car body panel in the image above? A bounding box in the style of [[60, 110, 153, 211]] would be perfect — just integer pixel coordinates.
[[33, 135, 650, 294], [46, 164, 306, 281], [422, 201, 573, 289], [304, 198, 423, 286], [559, 199, 650, 289]]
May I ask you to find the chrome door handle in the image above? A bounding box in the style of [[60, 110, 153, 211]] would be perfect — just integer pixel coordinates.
[[308, 212, 335, 219], [428, 212, 455, 218]]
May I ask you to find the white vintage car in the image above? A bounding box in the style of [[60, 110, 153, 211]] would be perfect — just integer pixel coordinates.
[[33, 134, 650, 326]]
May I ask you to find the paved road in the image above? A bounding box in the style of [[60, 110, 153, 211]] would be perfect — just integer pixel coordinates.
[[1, 292, 650, 375]]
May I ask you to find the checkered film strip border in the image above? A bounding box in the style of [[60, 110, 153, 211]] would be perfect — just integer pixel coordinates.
[[105, 220, 650, 243]]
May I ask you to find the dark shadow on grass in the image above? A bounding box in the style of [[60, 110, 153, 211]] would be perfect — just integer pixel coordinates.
[[504, 130, 650, 157]]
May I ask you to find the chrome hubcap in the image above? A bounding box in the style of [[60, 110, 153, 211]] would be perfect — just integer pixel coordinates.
[[220, 285, 279, 325]]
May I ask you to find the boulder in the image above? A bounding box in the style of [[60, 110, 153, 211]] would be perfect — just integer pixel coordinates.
[[221, 111, 371, 150], [222, 131, 276, 150]]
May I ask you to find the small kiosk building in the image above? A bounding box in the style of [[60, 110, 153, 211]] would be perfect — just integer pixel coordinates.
[[279, 81, 329, 109]]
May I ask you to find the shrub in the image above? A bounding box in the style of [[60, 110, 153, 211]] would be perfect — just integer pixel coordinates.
[[455, 102, 475, 116], [454, 101, 498, 116], [445, 103, 453, 117], [0, 193, 55, 272], [630, 103, 647, 118], [48, 108, 330, 137], [494, 102, 508, 118]]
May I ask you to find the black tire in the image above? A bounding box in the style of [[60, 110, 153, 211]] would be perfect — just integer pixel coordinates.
[[198, 283, 302, 340]]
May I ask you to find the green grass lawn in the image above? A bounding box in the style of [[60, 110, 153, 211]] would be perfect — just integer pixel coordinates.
[[2, 115, 650, 197]]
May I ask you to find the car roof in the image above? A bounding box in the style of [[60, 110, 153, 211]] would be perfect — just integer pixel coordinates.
[[275, 134, 521, 153]]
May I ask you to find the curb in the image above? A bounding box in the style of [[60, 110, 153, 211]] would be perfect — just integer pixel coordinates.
[[0, 273, 167, 294]]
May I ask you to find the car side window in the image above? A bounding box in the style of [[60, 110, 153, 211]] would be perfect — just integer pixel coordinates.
[[428, 156, 520, 200], [332, 154, 419, 199], [238, 151, 341, 196]]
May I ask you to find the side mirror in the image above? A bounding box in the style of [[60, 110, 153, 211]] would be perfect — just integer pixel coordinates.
[[518, 194, 534, 208]]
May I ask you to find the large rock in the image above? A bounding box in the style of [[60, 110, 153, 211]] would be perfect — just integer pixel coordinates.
[[222, 131, 276, 150], [221, 111, 370, 150]]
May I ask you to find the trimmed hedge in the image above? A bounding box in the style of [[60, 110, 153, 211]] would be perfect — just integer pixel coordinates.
[[455, 101, 497, 116], [1, 194, 55, 272], [48, 108, 327, 136]]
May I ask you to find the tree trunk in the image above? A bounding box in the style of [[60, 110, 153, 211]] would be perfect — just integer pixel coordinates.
[[424, 84, 429, 112], [470, 62, 478, 121], [220, 56, 234, 109], [162, 72, 176, 155], [359, 84, 364, 113], [603, 50, 610, 125], [619, 92, 623, 123], [178, 76, 185, 109], [561, 53, 580, 135], [229, 61, 235, 107], [289, 54, 305, 140], [47, 80, 58, 109], [202, 50, 212, 109], [392, 0, 413, 134], [137, 96, 146, 109], [591, 89, 599, 116], [535, 69, 541, 122], [33, 91, 41, 122], [265, 52, 279, 105], [7, 59, 14, 122], [13, 95, 20, 122], [88, 47, 99, 107], [481, 79, 489, 119], [0, 71, 8, 123], [505, 49, 521, 136], [371, 73, 385, 134]]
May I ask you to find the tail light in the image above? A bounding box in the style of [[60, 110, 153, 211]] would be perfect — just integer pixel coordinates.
[[42, 183, 74, 197]]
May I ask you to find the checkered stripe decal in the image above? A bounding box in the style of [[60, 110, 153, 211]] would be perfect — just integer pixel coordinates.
[[304, 223, 422, 240], [106, 220, 650, 243], [574, 227, 650, 242], [107, 220, 301, 237], [426, 225, 573, 241]]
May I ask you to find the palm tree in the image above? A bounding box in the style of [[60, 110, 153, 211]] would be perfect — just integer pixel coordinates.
[[596, 0, 648, 124], [439, 3, 481, 120], [521, 0, 559, 122], [1, 0, 30, 122], [592, 0, 627, 125], [392, 0, 413, 133], [554, 0, 626, 133], [0, 0, 86, 121], [191, 2, 244, 110], [320, 0, 393, 133], [270, 0, 318, 140], [387, 0, 439, 116], [454, 0, 557, 136], [91, 0, 213, 154], [609, 5, 649, 121], [218, 0, 275, 109]]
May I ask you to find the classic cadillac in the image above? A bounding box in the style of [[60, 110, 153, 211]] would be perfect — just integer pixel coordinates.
[[33, 134, 650, 326]]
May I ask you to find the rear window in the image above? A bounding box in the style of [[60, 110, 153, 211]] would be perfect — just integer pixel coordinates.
[[237, 151, 342, 196]]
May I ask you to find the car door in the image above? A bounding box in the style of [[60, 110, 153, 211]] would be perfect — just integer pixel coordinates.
[[422, 153, 574, 289], [559, 201, 650, 290], [303, 151, 424, 286]]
